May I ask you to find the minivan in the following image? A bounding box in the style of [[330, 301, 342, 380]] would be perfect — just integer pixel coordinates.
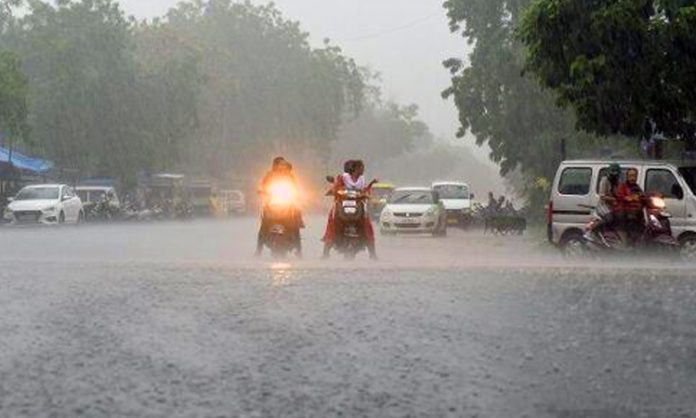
[[432, 181, 474, 227], [548, 160, 696, 258]]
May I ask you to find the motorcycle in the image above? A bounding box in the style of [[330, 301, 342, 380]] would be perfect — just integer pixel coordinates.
[[326, 176, 370, 260], [261, 179, 302, 258], [584, 195, 678, 254]]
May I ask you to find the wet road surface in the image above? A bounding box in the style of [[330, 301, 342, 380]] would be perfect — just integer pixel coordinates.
[[1, 217, 695, 417]]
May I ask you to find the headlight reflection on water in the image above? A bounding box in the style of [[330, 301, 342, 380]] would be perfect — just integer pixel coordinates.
[[271, 262, 293, 287]]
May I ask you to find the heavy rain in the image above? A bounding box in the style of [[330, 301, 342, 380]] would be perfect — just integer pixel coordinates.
[[1, 1, 696, 417]]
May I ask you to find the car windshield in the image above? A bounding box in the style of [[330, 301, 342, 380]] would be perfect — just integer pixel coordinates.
[[15, 187, 60, 201], [433, 185, 469, 199], [389, 190, 434, 204], [678, 167, 696, 194], [373, 188, 394, 198]]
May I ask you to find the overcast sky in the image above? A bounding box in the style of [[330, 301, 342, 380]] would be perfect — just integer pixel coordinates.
[[117, 0, 471, 144]]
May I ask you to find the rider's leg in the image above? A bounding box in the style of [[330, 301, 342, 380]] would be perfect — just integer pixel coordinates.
[[256, 217, 268, 256]]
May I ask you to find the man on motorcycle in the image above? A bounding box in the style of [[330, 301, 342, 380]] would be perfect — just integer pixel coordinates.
[[618, 167, 645, 245], [585, 163, 622, 241], [256, 157, 303, 257], [322, 160, 378, 260]]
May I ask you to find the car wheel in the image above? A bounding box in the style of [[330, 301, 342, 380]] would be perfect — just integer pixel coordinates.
[[561, 232, 586, 259], [58, 211, 65, 225], [680, 235, 696, 262]]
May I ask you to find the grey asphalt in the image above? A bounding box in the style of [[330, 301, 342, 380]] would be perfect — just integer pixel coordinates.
[[0, 217, 695, 418]]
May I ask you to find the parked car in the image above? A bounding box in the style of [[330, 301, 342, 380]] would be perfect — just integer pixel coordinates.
[[379, 187, 447, 236], [432, 181, 474, 227], [3, 184, 84, 225], [220, 189, 246, 215], [549, 159, 696, 259]]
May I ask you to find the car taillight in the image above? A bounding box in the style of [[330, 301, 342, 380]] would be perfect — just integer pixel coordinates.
[[546, 200, 553, 225]]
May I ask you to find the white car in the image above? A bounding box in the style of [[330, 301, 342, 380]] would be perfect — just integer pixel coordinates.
[[4, 184, 84, 225], [380, 187, 447, 236], [432, 181, 474, 227]]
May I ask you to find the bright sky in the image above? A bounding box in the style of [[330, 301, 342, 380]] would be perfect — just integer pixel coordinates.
[[116, 0, 469, 144]]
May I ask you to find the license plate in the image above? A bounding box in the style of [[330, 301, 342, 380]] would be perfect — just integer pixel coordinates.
[[344, 207, 357, 214], [403, 218, 419, 224], [270, 225, 285, 234], [342, 201, 357, 207], [447, 219, 459, 225]]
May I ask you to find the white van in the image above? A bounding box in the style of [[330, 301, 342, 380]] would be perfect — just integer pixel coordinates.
[[548, 159, 696, 257], [432, 181, 474, 226]]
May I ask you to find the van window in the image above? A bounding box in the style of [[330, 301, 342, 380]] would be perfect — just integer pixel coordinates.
[[595, 167, 633, 193], [678, 167, 696, 194], [646, 169, 681, 199], [558, 167, 592, 195]]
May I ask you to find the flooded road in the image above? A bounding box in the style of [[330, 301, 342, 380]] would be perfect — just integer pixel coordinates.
[[1, 217, 695, 417]]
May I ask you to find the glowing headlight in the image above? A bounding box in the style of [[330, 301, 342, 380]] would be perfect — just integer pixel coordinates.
[[651, 197, 666, 209], [268, 180, 297, 206]]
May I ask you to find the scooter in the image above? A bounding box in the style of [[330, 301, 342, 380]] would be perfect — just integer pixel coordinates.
[[261, 179, 301, 259], [326, 176, 370, 260], [584, 195, 678, 254]]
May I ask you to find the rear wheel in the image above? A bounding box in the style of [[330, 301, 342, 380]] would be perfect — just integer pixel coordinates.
[[561, 232, 587, 259]]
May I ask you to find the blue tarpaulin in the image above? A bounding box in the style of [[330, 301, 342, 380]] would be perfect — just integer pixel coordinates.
[[0, 146, 54, 174]]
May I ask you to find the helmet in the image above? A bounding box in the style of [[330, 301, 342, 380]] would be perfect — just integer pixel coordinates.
[[608, 163, 621, 177]]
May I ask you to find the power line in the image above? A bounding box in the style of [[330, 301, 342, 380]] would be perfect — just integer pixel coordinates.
[[338, 11, 441, 43]]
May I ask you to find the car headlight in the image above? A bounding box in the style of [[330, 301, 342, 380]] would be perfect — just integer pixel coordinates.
[[43, 206, 56, 213], [381, 208, 392, 217], [425, 208, 436, 217], [3, 207, 13, 217]]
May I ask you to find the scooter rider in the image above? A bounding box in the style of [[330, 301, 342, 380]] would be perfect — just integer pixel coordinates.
[[322, 160, 378, 260], [585, 163, 621, 241], [618, 167, 645, 245], [256, 157, 303, 257]]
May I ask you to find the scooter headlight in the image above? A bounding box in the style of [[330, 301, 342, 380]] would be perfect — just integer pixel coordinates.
[[651, 196, 666, 209], [268, 180, 297, 206]]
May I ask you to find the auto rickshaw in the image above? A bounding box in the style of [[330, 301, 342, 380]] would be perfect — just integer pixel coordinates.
[[369, 183, 396, 219]]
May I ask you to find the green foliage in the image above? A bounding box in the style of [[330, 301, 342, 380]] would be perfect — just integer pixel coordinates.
[[333, 73, 433, 163], [443, 0, 638, 209], [161, 0, 365, 177], [0, 0, 366, 185], [0, 50, 28, 145], [520, 0, 696, 142]]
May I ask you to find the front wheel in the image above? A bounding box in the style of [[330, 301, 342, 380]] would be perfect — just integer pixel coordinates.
[[679, 235, 696, 262]]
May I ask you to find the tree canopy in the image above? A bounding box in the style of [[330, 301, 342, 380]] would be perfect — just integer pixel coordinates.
[[0, 50, 28, 146], [442, 0, 638, 208], [520, 0, 696, 143], [0, 0, 366, 185]]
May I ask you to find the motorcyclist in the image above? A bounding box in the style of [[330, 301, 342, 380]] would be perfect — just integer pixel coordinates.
[[617, 167, 645, 245], [322, 160, 378, 260], [256, 157, 303, 257], [585, 163, 622, 241]]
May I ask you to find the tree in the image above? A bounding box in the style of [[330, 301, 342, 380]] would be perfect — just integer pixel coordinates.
[[0, 50, 28, 148], [161, 0, 365, 178], [519, 0, 696, 144], [442, 0, 637, 209]]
